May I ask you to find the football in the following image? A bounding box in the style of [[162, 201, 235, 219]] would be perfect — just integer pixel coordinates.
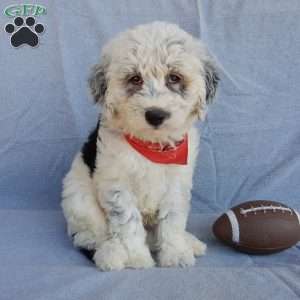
[[213, 200, 300, 254]]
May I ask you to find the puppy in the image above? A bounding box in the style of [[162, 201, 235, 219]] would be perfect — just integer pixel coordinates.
[[62, 22, 219, 271]]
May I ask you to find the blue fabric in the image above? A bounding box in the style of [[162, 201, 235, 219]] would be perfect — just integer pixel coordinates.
[[0, 0, 299, 299]]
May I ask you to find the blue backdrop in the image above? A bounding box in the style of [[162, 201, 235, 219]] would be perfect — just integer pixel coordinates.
[[0, 1, 299, 299]]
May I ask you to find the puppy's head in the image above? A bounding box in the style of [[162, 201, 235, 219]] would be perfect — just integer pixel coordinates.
[[89, 22, 219, 142]]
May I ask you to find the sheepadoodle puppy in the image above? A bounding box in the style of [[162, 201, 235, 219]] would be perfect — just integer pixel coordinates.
[[62, 21, 219, 271]]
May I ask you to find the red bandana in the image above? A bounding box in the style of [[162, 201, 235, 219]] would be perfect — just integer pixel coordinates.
[[124, 134, 188, 165]]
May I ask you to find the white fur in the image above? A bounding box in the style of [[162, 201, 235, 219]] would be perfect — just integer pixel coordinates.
[[62, 22, 217, 271]]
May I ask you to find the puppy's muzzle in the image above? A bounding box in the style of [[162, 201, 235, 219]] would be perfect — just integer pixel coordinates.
[[145, 108, 171, 127]]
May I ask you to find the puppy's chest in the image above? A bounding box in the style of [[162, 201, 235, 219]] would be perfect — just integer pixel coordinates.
[[132, 163, 170, 216]]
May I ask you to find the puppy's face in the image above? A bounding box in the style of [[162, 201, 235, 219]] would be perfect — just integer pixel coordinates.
[[89, 22, 219, 142]]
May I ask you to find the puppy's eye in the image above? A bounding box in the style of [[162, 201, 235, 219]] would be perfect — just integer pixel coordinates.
[[128, 75, 143, 86], [167, 73, 182, 84]]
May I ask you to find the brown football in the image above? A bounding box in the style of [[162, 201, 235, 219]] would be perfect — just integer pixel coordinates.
[[213, 200, 300, 254]]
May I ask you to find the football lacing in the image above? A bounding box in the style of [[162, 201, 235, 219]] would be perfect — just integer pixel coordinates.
[[240, 205, 293, 216]]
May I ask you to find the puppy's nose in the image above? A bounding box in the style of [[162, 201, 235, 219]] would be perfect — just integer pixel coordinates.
[[145, 108, 171, 127]]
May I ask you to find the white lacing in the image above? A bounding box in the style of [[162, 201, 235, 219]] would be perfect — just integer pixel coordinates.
[[240, 205, 293, 216]]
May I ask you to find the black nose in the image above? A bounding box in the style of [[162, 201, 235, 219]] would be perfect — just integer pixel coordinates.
[[145, 108, 171, 127]]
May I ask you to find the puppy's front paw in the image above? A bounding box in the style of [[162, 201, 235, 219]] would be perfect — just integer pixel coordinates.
[[127, 248, 155, 269], [94, 239, 128, 271], [94, 239, 155, 271], [158, 240, 195, 268]]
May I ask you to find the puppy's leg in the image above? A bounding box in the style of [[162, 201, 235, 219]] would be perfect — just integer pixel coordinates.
[[94, 188, 154, 271], [62, 154, 106, 251], [157, 185, 206, 267]]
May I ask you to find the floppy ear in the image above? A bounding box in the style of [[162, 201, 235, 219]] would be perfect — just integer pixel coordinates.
[[203, 58, 219, 104], [192, 42, 220, 120], [88, 55, 110, 104]]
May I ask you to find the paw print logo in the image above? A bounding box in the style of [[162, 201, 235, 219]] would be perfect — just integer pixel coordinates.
[[5, 17, 45, 48]]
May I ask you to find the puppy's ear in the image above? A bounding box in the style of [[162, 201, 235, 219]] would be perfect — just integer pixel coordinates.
[[88, 55, 110, 104], [193, 42, 220, 120], [194, 40, 220, 104], [203, 57, 219, 104]]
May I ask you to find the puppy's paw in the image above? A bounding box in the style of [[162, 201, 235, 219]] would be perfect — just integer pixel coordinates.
[[185, 232, 207, 256], [127, 248, 155, 269], [94, 239, 154, 271], [94, 239, 128, 271], [158, 240, 195, 268]]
